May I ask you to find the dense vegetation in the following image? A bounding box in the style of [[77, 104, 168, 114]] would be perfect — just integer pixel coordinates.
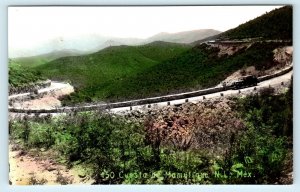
[[224, 86, 292, 184], [10, 6, 293, 104], [34, 42, 190, 86], [12, 49, 85, 68], [8, 5, 293, 185], [26, 42, 189, 103], [8, 60, 46, 91], [60, 42, 288, 104], [219, 6, 292, 40], [9, 86, 292, 184], [12, 57, 52, 69]]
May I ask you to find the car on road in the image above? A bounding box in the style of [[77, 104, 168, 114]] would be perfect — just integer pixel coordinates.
[[231, 75, 258, 89]]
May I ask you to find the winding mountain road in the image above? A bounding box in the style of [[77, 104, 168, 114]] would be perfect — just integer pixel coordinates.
[[8, 67, 293, 114], [111, 70, 293, 113], [9, 81, 74, 101]]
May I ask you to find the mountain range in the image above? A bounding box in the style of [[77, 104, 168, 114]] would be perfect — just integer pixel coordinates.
[[9, 6, 292, 104], [10, 29, 221, 59]]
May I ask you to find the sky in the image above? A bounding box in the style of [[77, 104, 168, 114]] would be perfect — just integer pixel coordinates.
[[8, 6, 282, 57]]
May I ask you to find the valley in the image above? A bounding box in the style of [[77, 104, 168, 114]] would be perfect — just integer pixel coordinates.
[[8, 6, 293, 185]]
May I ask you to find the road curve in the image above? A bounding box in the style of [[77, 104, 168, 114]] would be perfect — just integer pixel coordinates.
[[9, 81, 74, 102], [111, 70, 293, 113], [8, 67, 293, 114]]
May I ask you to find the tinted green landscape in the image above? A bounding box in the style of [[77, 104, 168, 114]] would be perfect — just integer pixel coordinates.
[[10, 86, 293, 184], [9, 6, 293, 105], [219, 6, 292, 40], [34, 41, 288, 105], [95, 42, 288, 102], [8, 6, 293, 185], [9, 60, 46, 90]]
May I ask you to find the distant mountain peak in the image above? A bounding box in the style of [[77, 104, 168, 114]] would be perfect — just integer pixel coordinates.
[[10, 28, 221, 59], [147, 29, 222, 44]]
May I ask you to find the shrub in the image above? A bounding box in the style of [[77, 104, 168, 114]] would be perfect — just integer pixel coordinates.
[[9, 88, 292, 184], [27, 122, 55, 148], [28, 174, 47, 185], [56, 171, 73, 185]]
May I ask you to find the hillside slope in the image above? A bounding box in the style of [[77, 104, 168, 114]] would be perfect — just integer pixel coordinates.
[[34, 42, 191, 103], [27, 6, 292, 104], [87, 42, 289, 102], [192, 6, 292, 45], [8, 60, 46, 92], [12, 49, 86, 68], [219, 6, 292, 40]]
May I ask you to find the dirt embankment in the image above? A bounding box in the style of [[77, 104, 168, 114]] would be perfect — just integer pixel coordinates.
[[218, 46, 293, 87], [9, 93, 293, 185], [9, 142, 94, 185], [9, 82, 82, 185], [124, 98, 245, 156], [10, 82, 74, 110], [123, 95, 292, 184]]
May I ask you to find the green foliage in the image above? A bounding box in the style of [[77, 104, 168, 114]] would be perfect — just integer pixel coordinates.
[[9, 87, 292, 184], [27, 122, 55, 148], [9, 112, 210, 184], [14, 39, 290, 105], [212, 122, 288, 184], [220, 6, 292, 40], [236, 86, 293, 136], [12, 57, 51, 68], [94, 42, 285, 102], [10, 6, 292, 103], [8, 60, 46, 89], [34, 42, 190, 88], [52, 41, 287, 105], [9, 120, 30, 147], [217, 87, 293, 184], [8, 5, 293, 184], [24, 42, 189, 104]]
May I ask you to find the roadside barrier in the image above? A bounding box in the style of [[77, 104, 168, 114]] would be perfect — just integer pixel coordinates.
[[8, 65, 293, 114]]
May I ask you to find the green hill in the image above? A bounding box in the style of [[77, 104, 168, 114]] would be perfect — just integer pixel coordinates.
[[12, 49, 85, 68], [34, 42, 191, 102], [16, 6, 292, 104], [9, 60, 46, 91], [62, 42, 286, 104], [192, 6, 292, 45], [219, 6, 292, 40]]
